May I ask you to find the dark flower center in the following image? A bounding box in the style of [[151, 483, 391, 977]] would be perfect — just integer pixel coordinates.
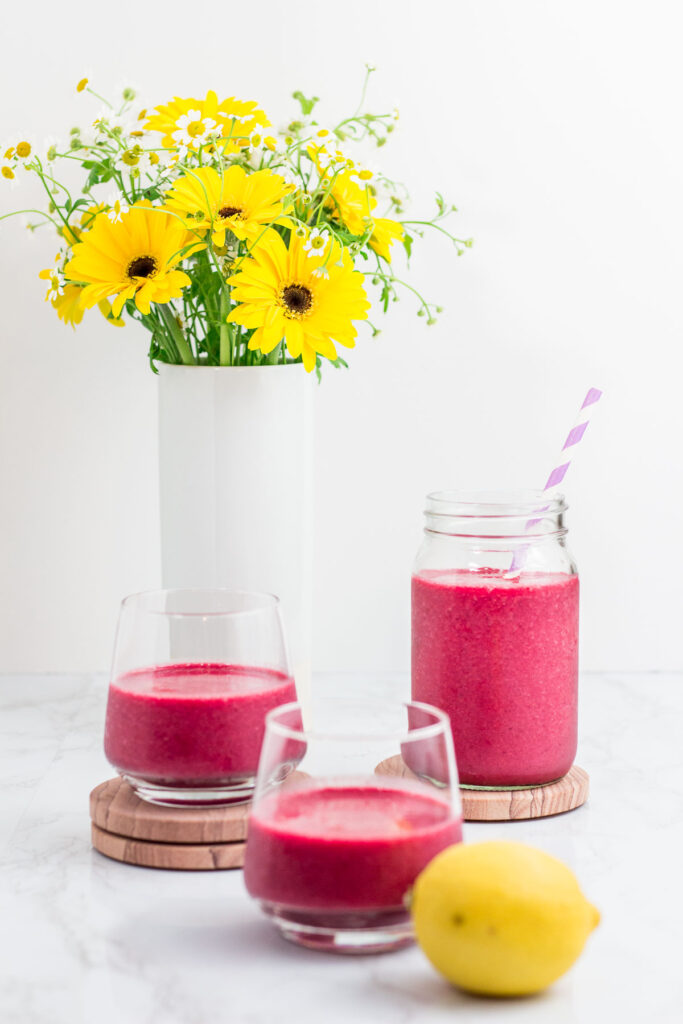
[[282, 284, 313, 316], [127, 255, 157, 279], [218, 206, 242, 219]]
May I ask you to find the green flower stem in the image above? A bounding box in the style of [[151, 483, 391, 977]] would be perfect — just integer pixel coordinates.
[[33, 170, 71, 231], [219, 288, 232, 366], [400, 219, 472, 247], [0, 209, 61, 230], [158, 304, 196, 365], [85, 86, 113, 109]]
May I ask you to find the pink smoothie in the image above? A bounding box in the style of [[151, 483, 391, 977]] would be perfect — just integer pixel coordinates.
[[244, 781, 462, 912], [412, 569, 579, 787], [104, 663, 297, 785]]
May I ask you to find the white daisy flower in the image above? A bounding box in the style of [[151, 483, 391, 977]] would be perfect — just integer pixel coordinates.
[[171, 111, 217, 149], [311, 265, 330, 280], [303, 227, 330, 258], [45, 269, 64, 301], [106, 191, 130, 223], [12, 140, 34, 167], [352, 159, 379, 185]]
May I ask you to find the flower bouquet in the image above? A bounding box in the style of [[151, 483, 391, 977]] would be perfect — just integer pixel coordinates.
[[2, 68, 471, 376]]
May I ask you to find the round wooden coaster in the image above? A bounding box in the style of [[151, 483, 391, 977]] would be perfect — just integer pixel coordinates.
[[91, 823, 245, 871], [90, 776, 249, 844], [375, 756, 589, 822]]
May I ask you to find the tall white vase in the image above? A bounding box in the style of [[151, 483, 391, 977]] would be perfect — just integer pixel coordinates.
[[158, 364, 313, 702]]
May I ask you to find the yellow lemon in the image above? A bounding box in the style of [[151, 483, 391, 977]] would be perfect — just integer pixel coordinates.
[[411, 841, 600, 997]]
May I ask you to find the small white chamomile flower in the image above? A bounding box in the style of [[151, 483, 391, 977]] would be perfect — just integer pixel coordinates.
[[172, 111, 218, 149], [47, 275, 64, 301], [13, 140, 34, 166], [353, 160, 379, 184], [303, 227, 330, 257]]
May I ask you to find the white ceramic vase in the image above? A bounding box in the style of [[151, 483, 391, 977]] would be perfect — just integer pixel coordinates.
[[158, 363, 313, 701]]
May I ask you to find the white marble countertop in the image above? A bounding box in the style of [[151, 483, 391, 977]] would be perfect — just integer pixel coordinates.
[[1, 671, 682, 1024]]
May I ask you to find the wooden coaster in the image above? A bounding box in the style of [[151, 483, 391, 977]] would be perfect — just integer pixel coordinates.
[[89, 777, 249, 871], [375, 756, 589, 822], [91, 823, 245, 870], [90, 776, 249, 843]]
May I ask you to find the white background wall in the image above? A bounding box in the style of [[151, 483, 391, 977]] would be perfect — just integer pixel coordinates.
[[1, 0, 681, 673]]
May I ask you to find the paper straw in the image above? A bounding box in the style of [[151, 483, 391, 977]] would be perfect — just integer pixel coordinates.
[[508, 387, 603, 573]]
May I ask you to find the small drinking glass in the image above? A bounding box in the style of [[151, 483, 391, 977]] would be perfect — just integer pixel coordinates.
[[243, 696, 462, 954], [104, 589, 296, 806]]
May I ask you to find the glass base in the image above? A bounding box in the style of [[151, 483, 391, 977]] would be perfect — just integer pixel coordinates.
[[260, 902, 414, 954], [122, 773, 255, 807], [460, 774, 565, 792]]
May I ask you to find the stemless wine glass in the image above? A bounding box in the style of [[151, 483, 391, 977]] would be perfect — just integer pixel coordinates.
[[104, 589, 296, 806], [243, 695, 462, 954]]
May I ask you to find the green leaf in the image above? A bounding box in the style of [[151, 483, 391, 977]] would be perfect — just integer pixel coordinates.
[[292, 90, 319, 116], [402, 232, 413, 262], [85, 166, 101, 190]]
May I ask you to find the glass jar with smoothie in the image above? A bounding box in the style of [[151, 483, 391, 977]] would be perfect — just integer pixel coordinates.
[[243, 696, 462, 953], [104, 589, 296, 806], [411, 491, 579, 789]]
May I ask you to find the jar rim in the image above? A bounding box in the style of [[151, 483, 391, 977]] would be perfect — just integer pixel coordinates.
[[425, 489, 567, 517]]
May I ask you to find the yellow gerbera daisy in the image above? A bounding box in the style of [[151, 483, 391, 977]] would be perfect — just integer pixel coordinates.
[[369, 217, 404, 262], [227, 230, 370, 372], [145, 91, 269, 154], [164, 165, 291, 247], [322, 170, 404, 262], [326, 170, 372, 235], [65, 201, 204, 317]]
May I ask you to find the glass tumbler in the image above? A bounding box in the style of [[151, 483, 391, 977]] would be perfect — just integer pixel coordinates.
[[104, 589, 296, 806], [243, 696, 462, 954]]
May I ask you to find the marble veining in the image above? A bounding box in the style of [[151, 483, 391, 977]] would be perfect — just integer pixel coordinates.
[[1, 672, 682, 1023]]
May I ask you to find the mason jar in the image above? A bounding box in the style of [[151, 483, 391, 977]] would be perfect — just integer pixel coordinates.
[[411, 491, 579, 789]]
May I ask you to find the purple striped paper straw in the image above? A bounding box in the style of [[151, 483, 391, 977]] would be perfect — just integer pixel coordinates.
[[508, 387, 603, 573]]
